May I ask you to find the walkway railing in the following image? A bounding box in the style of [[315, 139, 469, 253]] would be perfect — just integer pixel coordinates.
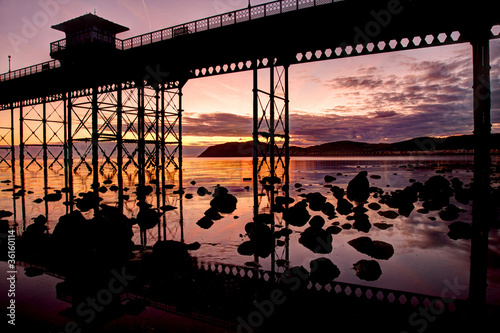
[[0, 60, 61, 83], [116, 0, 341, 50], [1, 0, 341, 82]]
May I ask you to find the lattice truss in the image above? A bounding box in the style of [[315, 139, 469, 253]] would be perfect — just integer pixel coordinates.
[[254, 63, 289, 186], [253, 62, 290, 274], [0, 108, 14, 167], [20, 97, 65, 171]]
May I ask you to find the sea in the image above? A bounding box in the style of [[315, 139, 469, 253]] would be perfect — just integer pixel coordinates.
[[1, 154, 499, 308]]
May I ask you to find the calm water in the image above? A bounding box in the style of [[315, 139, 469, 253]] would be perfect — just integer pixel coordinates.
[[1, 155, 499, 305]]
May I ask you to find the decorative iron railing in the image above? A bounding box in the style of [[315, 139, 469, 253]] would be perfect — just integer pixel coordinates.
[[0, 60, 61, 83], [115, 0, 341, 50], [1, 0, 342, 82]]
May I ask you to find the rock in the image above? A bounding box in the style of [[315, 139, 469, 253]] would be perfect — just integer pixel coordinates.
[[370, 175, 382, 179], [324, 175, 337, 183], [137, 205, 162, 230], [439, 204, 466, 221], [309, 215, 325, 228], [347, 171, 370, 203], [447, 221, 473, 240], [306, 192, 327, 211], [237, 241, 256, 256], [374, 222, 393, 230], [348, 236, 394, 260], [353, 260, 382, 281], [353, 205, 368, 214], [187, 242, 201, 250], [330, 186, 345, 200], [326, 225, 342, 234], [243, 222, 274, 258], [352, 213, 372, 233], [98, 186, 107, 193], [341, 223, 352, 230], [336, 198, 353, 215], [309, 257, 341, 285], [210, 193, 238, 214], [417, 208, 429, 214], [152, 240, 191, 267], [368, 202, 381, 211], [136, 185, 154, 198], [299, 226, 333, 254], [0, 210, 13, 218], [378, 210, 399, 219], [185, 194, 193, 199], [275, 196, 295, 206], [454, 188, 471, 205], [33, 198, 43, 203], [74, 192, 101, 212], [254, 213, 274, 224], [283, 202, 311, 227], [43, 190, 62, 202], [197, 187, 210, 196], [294, 183, 303, 188], [320, 202, 337, 219], [419, 176, 453, 211], [190, 180, 196, 185], [196, 216, 214, 229]]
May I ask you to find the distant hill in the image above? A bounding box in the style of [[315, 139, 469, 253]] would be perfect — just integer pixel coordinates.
[[198, 134, 500, 157]]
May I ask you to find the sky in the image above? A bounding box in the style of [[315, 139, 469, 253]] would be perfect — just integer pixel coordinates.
[[0, 0, 499, 153]]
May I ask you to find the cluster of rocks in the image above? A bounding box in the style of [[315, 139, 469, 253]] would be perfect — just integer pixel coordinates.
[[196, 185, 238, 229]]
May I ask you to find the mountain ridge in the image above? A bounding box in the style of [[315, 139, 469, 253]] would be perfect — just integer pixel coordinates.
[[198, 134, 500, 157]]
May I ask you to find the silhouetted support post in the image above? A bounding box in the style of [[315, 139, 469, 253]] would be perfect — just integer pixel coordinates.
[[469, 29, 492, 319], [178, 86, 184, 243], [160, 84, 167, 241], [10, 103, 17, 229], [19, 105, 26, 231], [137, 81, 146, 245], [91, 86, 100, 215], [10, 103, 15, 169], [252, 64, 260, 266], [116, 85, 123, 214], [252, 65, 259, 216], [66, 94, 74, 213], [154, 85, 162, 240], [137, 82, 146, 187], [42, 97, 49, 220]]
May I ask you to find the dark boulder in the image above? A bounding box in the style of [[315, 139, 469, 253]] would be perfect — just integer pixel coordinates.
[[347, 171, 370, 203], [348, 236, 394, 260], [309, 257, 341, 285], [353, 260, 382, 281], [283, 201, 311, 227], [447, 222, 473, 240]]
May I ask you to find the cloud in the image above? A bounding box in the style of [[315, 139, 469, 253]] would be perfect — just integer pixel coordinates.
[[183, 112, 252, 137]]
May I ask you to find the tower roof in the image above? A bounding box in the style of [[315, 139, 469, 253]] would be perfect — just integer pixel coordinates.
[[51, 13, 129, 34]]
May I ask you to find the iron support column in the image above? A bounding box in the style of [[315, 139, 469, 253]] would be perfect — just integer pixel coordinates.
[[66, 93, 74, 213], [92, 86, 99, 214], [269, 64, 276, 212], [469, 29, 491, 316], [116, 85, 123, 213], [178, 86, 184, 243], [19, 105, 26, 231], [137, 82, 145, 187], [252, 66, 259, 215]]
